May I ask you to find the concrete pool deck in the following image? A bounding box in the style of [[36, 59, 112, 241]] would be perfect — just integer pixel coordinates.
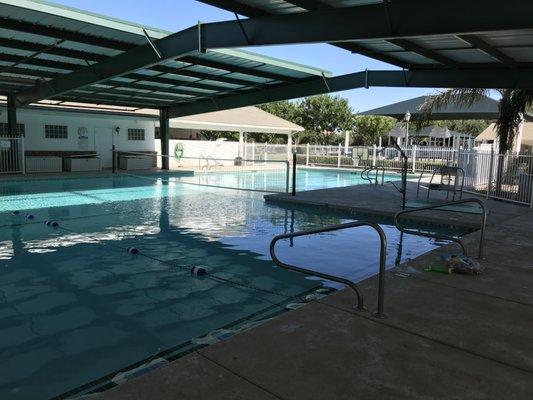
[[92, 184, 533, 400]]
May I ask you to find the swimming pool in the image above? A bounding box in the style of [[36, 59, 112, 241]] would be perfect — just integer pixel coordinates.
[[0, 171, 466, 399]]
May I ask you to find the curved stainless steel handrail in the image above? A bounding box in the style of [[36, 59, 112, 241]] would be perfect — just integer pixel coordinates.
[[394, 198, 487, 259], [270, 221, 388, 318], [361, 166, 385, 186]]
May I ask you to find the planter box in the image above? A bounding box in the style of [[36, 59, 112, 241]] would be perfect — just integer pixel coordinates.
[[119, 156, 153, 170], [64, 157, 101, 172], [26, 156, 62, 173]]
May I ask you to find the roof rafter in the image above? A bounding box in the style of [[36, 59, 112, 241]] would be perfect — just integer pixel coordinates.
[[179, 55, 297, 82], [0, 17, 134, 51], [458, 34, 516, 67], [388, 39, 459, 67]]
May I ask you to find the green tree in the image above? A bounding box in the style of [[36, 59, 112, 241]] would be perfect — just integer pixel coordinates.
[[259, 100, 301, 125], [352, 115, 396, 145], [199, 130, 238, 141], [298, 95, 355, 144]]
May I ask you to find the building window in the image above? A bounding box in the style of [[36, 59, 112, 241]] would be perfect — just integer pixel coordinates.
[[45, 125, 68, 139], [0, 123, 25, 137], [128, 128, 145, 141]]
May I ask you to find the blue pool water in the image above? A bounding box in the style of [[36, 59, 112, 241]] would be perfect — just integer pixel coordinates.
[[0, 170, 464, 399]]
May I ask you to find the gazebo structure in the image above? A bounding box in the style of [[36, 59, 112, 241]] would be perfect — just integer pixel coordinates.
[[387, 124, 475, 149], [165, 106, 304, 160]]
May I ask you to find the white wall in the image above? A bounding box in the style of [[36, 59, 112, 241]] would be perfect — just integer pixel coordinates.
[[0, 106, 156, 168], [155, 139, 239, 167]]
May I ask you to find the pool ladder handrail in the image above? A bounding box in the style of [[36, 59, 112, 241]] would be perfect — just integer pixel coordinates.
[[394, 198, 488, 259], [361, 165, 385, 186], [270, 221, 388, 318]]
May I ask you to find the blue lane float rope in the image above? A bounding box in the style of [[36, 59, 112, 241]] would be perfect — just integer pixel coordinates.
[[55, 224, 316, 303]]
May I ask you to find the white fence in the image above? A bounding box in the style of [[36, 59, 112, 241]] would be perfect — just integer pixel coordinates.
[[0, 136, 24, 174], [458, 150, 533, 206]]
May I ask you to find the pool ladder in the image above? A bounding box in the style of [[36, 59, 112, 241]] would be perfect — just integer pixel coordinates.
[[270, 221, 388, 318], [394, 198, 488, 259], [361, 166, 385, 186]]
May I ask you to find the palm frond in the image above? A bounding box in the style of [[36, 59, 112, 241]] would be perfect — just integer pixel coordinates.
[[415, 88, 492, 131]]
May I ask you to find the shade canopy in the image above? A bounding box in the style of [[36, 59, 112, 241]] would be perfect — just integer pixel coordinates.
[[0, 0, 329, 110], [2, 0, 533, 121], [200, 0, 533, 70], [166, 106, 304, 134], [361, 95, 500, 120]]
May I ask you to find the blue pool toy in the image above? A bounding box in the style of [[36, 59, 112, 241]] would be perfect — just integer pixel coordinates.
[[127, 247, 140, 255], [26, 214, 34, 220], [191, 266, 207, 276]]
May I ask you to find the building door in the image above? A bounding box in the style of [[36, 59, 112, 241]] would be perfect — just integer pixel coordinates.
[[94, 127, 113, 168]]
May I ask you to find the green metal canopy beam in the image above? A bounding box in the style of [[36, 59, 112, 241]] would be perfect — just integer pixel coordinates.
[[168, 68, 533, 118], [197, 0, 533, 48]]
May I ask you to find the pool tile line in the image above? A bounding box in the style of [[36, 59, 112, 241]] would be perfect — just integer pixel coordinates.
[[50, 287, 327, 400]]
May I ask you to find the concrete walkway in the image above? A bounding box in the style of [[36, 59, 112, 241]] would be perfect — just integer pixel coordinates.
[[92, 184, 533, 400]]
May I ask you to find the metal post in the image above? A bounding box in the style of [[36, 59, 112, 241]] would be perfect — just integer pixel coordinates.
[[337, 143, 342, 167], [21, 136, 25, 174], [292, 152, 297, 196], [159, 108, 170, 170], [306, 143, 310, 166], [372, 144, 377, 167], [402, 157, 407, 210], [412, 144, 417, 173], [7, 94, 17, 137], [112, 145, 116, 173], [487, 145, 494, 199], [285, 161, 290, 193]]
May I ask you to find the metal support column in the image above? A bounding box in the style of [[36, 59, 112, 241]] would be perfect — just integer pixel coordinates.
[[160, 108, 170, 170], [7, 94, 17, 136]]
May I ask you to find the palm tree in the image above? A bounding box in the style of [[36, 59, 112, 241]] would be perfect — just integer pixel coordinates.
[[418, 88, 533, 154], [418, 88, 533, 195]]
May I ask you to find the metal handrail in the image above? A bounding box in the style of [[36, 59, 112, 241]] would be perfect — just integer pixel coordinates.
[[270, 221, 388, 318], [361, 165, 385, 186], [360, 166, 373, 184], [377, 138, 408, 209], [394, 198, 488, 259]]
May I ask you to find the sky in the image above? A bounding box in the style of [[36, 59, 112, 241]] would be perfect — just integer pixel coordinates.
[[52, 0, 438, 112]]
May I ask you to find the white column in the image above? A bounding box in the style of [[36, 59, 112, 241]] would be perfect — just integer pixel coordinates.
[[337, 143, 342, 167], [238, 131, 244, 157], [514, 114, 525, 154], [372, 144, 377, 167], [286, 132, 293, 161], [251, 141, 255, 164], [243, 132, 248, 160], [344, 130, 350, 153], [306, 143, 310, 166]]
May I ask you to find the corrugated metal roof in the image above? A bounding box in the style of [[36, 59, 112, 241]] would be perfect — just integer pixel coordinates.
[[200, 0, 533, 70], [361, 95, 500, 120], [0, 0, 329, 108]]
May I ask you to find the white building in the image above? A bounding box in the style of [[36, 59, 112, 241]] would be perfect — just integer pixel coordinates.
[[0, 104, 157, 170]]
